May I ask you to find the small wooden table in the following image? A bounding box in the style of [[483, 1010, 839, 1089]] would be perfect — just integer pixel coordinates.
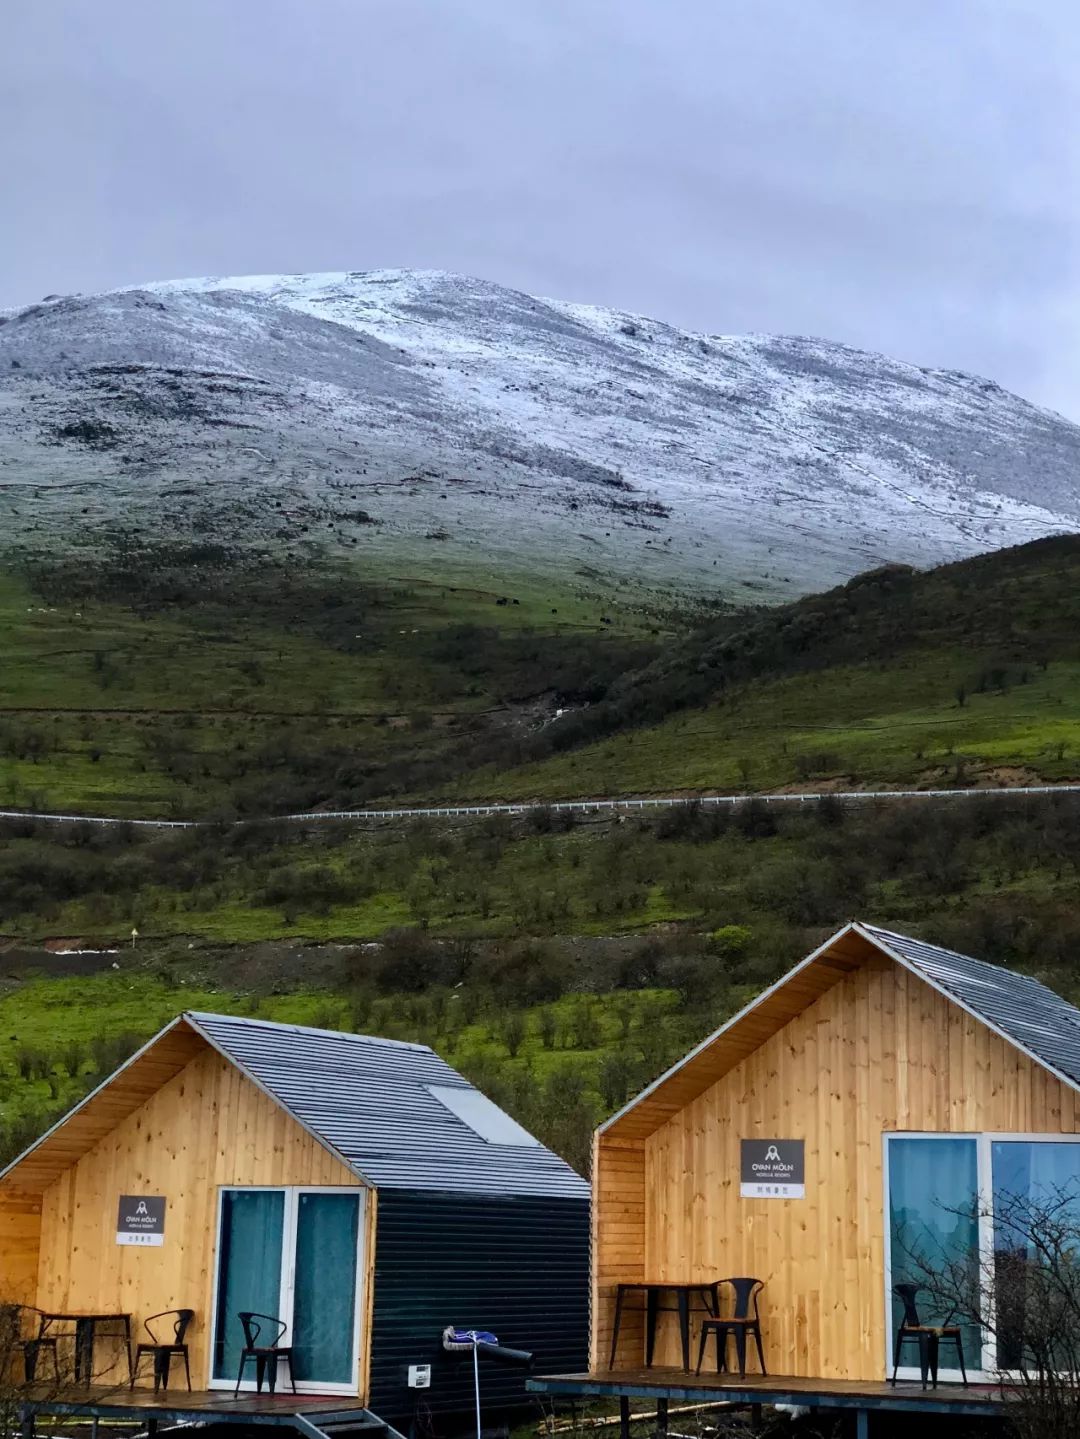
[[39, 1311, 133, 1385], [609, 1282, 721, 1372]]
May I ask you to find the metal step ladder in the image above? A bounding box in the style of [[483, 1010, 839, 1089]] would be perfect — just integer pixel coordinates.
[[290, 1408, 404, 1439]]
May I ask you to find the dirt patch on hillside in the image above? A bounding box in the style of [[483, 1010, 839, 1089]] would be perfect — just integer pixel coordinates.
[[767, 763, 1062, 795], [766, 776, 858, 794], [914, 763, 1048, 789], [0, 940, 123, 979]]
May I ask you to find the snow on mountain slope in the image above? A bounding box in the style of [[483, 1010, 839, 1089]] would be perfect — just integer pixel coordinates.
[[1, 268, 1077, 601]]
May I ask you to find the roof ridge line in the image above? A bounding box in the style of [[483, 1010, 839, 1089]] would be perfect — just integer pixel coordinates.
[[184, 1010, 434, 1053], [859, 922, 1066, 994]]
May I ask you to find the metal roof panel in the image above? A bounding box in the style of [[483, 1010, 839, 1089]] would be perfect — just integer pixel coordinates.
[[858, 923, 1080, 1091], [186, 1012, 588, 1199]]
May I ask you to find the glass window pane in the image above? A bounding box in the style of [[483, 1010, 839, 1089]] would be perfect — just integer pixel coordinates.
[[888, 1137, 982, 1370], [213, 1190, 285, 1381], [292, 1192, 360, 1386], [991, 1141, 1080, 1370]]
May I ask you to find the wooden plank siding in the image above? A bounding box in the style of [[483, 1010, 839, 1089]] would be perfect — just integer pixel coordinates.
[[2, 1025, 209, 1196], [605, 929, 873, 1142], [0, 1193, 42, 1304], [25, 1044, 363, 1392], [590, 1136, 646, 1370], [594, 951, 1080, 1382]]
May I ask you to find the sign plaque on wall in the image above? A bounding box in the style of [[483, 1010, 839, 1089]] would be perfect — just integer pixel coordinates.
[[740, 1140, 805, 1199], [116, 1195, 166, 1246]]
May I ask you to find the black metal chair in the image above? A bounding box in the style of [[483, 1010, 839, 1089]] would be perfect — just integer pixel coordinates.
[[1, 1305, 61, 1383], [695, 1277, 766, 1377], [235, 1312, 296, 1395], [890, 1283, 968, 1389], [131, 1309, 194, 1392]]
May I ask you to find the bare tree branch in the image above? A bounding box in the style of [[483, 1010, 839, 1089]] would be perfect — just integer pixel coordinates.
[[898, 1183, 1080, 1439]]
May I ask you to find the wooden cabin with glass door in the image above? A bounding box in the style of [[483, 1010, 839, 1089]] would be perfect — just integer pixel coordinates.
[[0, 1013, 589, 1423], [591, 921, 1080, 1387]]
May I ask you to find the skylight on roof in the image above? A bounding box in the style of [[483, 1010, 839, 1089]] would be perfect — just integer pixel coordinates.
[[426, 1085, 540, 1146]]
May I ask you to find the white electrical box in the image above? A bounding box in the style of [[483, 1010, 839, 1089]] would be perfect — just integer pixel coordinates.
[[407, 1364, 431, 1389]]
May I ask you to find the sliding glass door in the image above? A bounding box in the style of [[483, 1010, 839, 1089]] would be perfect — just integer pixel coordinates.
[[886, 1136, 983, 1377], [991, 1140, 1080, 1372], [885, 1134, 1080, 1379], [212, 1187, 364, 1393], [292, 1191, 362, 1386], [214, 1189, 287, 1384]]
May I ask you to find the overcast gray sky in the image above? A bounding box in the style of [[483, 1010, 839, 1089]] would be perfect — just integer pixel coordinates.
[[4, 0, 1078, 415]]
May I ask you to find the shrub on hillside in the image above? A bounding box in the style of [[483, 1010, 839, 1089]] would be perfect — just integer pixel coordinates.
[[482, 939, 576, 1005], [346, 929, 454, 992]]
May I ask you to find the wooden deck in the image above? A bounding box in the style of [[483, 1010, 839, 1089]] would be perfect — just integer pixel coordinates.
[[529, 1368, 1009, 1419], [22, 1385, 384, 1431]]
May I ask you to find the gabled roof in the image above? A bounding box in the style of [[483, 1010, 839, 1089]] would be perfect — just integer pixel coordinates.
[[0, 1012, 588, 1201], [603, 920, 1080, 1141], [189, 1012, 588, 1197], [859, 923, 1080, 1088]]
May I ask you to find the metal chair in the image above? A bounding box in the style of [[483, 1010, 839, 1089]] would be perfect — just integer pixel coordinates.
[[695, 1277, 766, 1377], [1, 1305, 61, 1384], [235, 1312, 296, 1394], [890, 1283, 968, 1389], [131, 1309, 194, 1392]]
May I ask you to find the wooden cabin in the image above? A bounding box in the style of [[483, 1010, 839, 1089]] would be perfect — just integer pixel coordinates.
[[0, 1013, 589, 1424], [592, 921, 1080, 1386]]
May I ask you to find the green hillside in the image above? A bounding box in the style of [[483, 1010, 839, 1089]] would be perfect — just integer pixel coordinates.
[[459, 535, 1080, 799], [3, 536, 1080, 819], [4, 535, 1080, 1176], [5, 789, 1080, 1171], [0, 539, 664, 818]]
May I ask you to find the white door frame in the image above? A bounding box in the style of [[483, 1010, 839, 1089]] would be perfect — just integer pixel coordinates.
[[883, 1132, 1080, 1383], [209, 1185, 367, 1396]]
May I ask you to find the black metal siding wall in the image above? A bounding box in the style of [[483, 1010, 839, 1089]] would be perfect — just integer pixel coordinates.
[[368, 1189, 590, 1425]]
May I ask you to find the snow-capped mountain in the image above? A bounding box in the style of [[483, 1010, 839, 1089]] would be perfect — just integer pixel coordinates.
[[1, 269, 1077, 601]]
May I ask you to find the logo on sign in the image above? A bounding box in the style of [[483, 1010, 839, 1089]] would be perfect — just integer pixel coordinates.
[[116, 1195, 166, 1247], [740, 1139, 805, 1199]]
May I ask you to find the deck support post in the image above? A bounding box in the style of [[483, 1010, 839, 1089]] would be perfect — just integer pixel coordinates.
[[855, 1409, 868, 1439], [655, 1397, 668, 1437], [619, 1396, 630, 1439], [19, 1404, 33, 1439], [147, 1419, 158, 1438]]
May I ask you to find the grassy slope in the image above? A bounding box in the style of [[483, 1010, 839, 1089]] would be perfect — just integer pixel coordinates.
[[5, 790, 1079, 947], [0, 820, 695, 943], [455, 536, 1080, 799], [0, 545, 662, 817], [457, 650, 1080, 799], [4, 537, 1080, 818]]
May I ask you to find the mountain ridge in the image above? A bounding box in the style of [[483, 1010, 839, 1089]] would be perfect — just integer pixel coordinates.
[[2, 268, 1077, 602]]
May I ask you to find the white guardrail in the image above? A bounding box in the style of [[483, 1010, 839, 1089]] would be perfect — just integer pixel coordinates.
[[1, 785, 1079, 830]]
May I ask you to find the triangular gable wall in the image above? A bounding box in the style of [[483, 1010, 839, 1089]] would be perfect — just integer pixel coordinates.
[[0, 1014, 361, 1196], [0, 1018, 207, 1196], [603, 921, 1080, 1141]]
